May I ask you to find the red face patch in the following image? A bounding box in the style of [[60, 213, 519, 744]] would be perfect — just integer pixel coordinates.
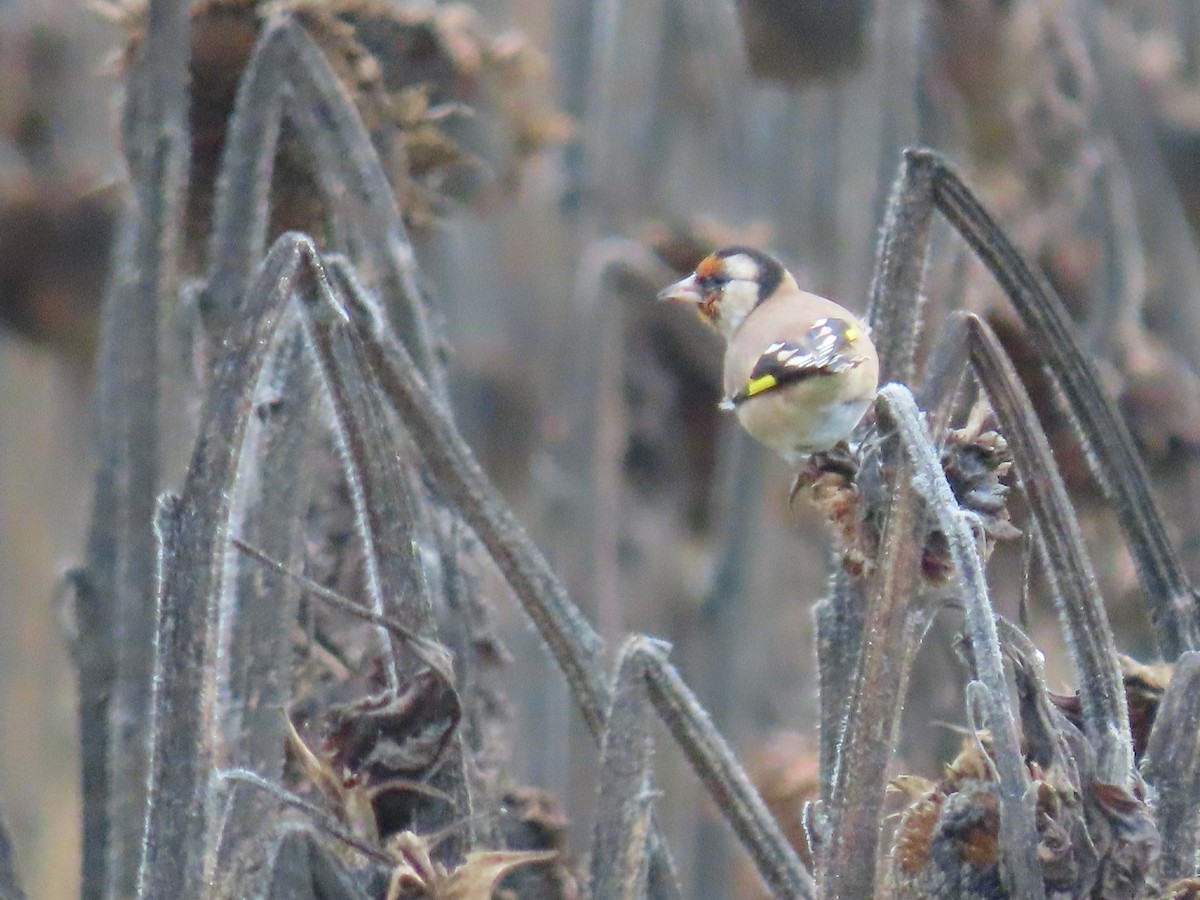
[[695, 255, 722, 280]]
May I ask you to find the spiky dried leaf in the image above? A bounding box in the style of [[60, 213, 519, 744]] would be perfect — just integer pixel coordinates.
[[437, 850, 558, 900]]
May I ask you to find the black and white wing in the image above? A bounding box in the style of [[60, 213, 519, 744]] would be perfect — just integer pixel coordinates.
[[723, 318, 863, 408]]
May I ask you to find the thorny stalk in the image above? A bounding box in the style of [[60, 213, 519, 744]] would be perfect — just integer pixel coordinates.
[[206, 17, 444, 396], [0, 808, 23, 900], [923, 151, 1200, 659], [207, 317, 308, 889], [140, 236, 311, 900], [813, 572, 868, 808], [296, 250, 474, 848], [871, 148, 1200, 660], [590, 637, 661, 899], [56, 0, 1200, 888], [1142, 652, 1200, 882], [875, 384, 1045, 900], [145, 235, 467, 898], [319, 245, 691, 898], [820, 429, 922, 898], [335, 246, 820, 898], [958, 313, 1131, 784], [81, 0, 191, 894]]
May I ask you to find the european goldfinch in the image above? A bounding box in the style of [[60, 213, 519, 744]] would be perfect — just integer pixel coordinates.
[[658, 246, 879, 463]]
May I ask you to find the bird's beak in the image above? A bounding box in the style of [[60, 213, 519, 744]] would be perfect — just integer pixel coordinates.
[[657, 274, 702, 305]]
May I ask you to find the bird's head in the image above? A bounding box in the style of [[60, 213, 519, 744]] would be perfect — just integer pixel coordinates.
[[657, 246, 790, 339]]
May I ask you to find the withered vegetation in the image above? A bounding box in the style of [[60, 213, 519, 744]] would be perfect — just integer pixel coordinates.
[[4, 1, 1200, 899]]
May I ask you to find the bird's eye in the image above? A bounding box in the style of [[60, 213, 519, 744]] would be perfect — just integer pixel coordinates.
[[696, 273, 725, 291]]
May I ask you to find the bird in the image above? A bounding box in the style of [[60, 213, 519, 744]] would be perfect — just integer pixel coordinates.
[[658, 246, 879, 463]]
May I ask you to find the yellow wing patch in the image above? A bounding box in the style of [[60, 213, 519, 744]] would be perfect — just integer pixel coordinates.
[[745, 373, 779, 397]]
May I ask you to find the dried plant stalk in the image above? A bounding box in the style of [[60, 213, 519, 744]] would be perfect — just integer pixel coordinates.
[[818, 435, 921, 897], [141, 235, 311, 900], [875, 384, 1044, 900], [872, 148, 1200, 660], [959, 313, 1131, 784], [1143, 652, 1200, 882], [81, 0, 191, 893], [0, 806, 24, 900]]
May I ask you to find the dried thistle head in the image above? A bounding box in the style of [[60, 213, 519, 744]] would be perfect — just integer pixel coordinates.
[[642, 218, 774, 277], [1050, 655, 1173, 762], [941, 413, 1017, 538], [382, 830, 556, 900], [922, 404, 1021, 582], [1159, 877, 1200, 899], [286, 665, 461, 847], [495, 787, 579, 900], [109, 0, 571, 247], [888, 733, 1084, 898], [888, 740, 1007, 899], [794, 400, 1019, 583], [888, 654, 1160, 899], [793, 444, 870, 576]]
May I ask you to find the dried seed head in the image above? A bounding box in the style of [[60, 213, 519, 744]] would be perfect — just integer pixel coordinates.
[[641, 218, 775, 278], [496, 787, 579, 899], [940, 420, 1020, 545], [1160, 877, 1200, 899], [795, 412, 1019, 585], [792, 444, 873, 577], [114, 0, 571, 246], [889, 702, 1158, 898], [888, 736, 1027, 896], [1050, 655, 1172, 762]]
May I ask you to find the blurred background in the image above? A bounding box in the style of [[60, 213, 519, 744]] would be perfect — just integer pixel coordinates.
[[3, 0, 1200, 896]]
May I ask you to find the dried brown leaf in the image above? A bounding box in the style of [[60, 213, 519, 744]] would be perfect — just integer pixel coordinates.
[[436, 850, 558, 900]]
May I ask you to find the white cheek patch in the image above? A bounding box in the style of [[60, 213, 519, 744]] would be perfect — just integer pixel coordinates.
[[721, 254, 760, 282], [719, 279, 761, 333]]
